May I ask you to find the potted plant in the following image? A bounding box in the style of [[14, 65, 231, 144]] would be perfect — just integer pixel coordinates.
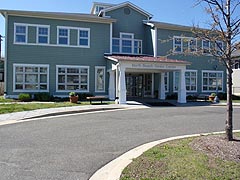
[[209, 93, 216, 102], [69, 92, 78, 103]]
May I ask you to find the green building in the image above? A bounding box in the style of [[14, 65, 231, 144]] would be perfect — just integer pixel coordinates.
[[0, 2, 226, 103]]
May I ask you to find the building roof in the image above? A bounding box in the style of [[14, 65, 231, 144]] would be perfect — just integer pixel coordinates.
[[99, 1, 153, 19], [105, 55, 191, 65], [0, 9, 116, 24]]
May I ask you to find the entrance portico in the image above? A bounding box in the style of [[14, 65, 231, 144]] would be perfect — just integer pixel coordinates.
[[106, 55, 190, 104]]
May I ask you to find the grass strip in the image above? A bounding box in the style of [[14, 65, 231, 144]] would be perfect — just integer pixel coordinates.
[[120, 133, 240, 180]]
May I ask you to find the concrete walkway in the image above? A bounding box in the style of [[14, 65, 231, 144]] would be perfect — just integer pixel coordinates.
[[0, 101, 148, 123]]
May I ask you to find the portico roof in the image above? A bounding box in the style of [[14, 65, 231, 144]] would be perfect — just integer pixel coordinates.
[[105, 55, 191, 65]]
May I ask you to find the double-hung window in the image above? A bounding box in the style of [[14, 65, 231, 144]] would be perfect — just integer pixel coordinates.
[[216, 41, 223, 55], [188, 38, 197, 52], [121, 33, 133, 53], [112, 33, 142, 54], [202, 40, 210, 54], [58, 28, 69, 45], [95, 66, 105, 92], [37, 26, 49, 44], [13, 64, 49, 92], [174, 70, 197, 92], [15, 24, 27, 43], [57, 65, 89, 92], [202, 71, 223, 92], [173, 37, 182, 53], [79, 29, 90, 47]]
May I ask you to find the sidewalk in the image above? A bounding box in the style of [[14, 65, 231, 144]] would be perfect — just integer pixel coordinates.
[[0, 101, 148, 123]]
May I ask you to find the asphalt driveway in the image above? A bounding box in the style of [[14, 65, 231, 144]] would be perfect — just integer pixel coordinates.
[[0, 105, 239, 180]]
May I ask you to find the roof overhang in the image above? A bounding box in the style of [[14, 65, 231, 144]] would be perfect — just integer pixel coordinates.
[[105, 55, 191, 65], [0, 9, 116, 24]]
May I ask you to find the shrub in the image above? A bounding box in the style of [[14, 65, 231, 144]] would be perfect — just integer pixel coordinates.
[[69, 92, 76, 97], [18, 93, 31, 102], [34, 93, 52, 101]]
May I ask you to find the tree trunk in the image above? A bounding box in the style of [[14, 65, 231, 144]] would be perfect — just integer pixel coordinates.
[[226, 69, 233, 141]]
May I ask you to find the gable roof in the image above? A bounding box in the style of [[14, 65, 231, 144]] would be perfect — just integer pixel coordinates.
[[99, 1, 153, 19]]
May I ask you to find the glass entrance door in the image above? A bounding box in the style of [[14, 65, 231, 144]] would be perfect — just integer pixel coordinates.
[[126, 74, 143, 97]]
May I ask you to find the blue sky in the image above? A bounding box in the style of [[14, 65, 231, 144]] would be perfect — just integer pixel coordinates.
[[0, 0, 209, 57]]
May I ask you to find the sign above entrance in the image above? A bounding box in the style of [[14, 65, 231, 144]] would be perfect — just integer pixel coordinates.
[[131, 63, 178, 69]]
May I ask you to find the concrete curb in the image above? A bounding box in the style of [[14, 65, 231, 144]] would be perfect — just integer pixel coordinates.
[[89, 130, 240, 180]]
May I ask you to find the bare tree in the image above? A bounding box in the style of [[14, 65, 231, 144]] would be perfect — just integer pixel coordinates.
[[194, 0, 240, 140]]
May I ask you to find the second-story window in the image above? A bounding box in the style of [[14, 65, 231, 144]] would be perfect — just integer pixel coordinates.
[[58, 28, 69, 45], [188, 38, 197, 52], [202, 40, 210, 54], [216, 41, 223, 55], [112, 33, 142, 54], [173, 37, 182, 53], [37, 26, 49, 44], [15, 24, 27, 43], [79, 29, 90, 47]]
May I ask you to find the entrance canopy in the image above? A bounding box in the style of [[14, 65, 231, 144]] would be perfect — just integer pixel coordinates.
[[105, 55, 191, 104], [105, 55, 190, 72]]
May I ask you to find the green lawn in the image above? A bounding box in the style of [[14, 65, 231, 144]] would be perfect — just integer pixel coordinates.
[[120, 133, 240, 180]]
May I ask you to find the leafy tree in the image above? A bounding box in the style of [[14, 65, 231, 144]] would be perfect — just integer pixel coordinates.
[[194, 0, 240, 140]]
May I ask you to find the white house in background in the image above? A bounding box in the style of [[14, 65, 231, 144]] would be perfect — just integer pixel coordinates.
[[232, 44, 240, 95]]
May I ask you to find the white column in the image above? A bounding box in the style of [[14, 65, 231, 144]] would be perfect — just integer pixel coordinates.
[[108, 70, 115, 100], [178, 69, 187, 103], [118, 65, 127, 104], [159, 72, 166, 100], [115, 66, 119, 104]]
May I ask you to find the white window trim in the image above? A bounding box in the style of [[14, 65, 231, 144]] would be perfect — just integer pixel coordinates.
[[95, 66, 106, 92], [113, 32, 142, 55], [56, 65, 90, 93], [164, 72, 169, 93], [36, 25, 50, 44], [14, 23, 28, 44], [13, 63, 49, 92], [57, 27, 70, 45], [202, 39, 210, 54], [188, 38, 197, 52], [173, 70, 198, 93], [202, 70, 224, 93], [173, 36, 183, 53], [185, 70, 198, 92], [78, 28, 90, 48]]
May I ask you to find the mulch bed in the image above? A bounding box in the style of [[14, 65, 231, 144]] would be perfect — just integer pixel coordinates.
[[190, 134, 240, 162]]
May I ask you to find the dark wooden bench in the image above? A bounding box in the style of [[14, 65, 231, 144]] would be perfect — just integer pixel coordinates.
[[86, 96, 107, 104]]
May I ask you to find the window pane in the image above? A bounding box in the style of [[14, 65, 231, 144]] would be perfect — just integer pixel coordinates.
[[79, 30, 88, 37], [38, 36, 48, 44], [16, 84, 23, 90], [25, 74, 38, 83], [16, 75, 23, 82], [59, 29, 68, 36], [79, 39, 88, 46], [16, 35, 26, 43], [40, 74, 47, 83], [16, 26, 26, 33], [39, 27, 48, 35], [59, 37, 68, 44]]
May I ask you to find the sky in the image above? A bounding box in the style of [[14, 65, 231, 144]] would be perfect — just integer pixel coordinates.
[[0, 0, 210, 57]]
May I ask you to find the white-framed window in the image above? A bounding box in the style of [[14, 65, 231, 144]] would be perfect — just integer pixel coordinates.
[[202, 39, 210, 54], [13, 64, 49, 92], [56, 65, 89, 92], [185, 70, 197, 92], [202, 71, 223, 92], [173, 37, 182, 53], [57, 27, 69, 45], [95, 5, 105, 14], [216, 41, 223, 55], [95, 66, 105, 92], [37, 26, 49, 44], [164, 72, 169, 92], [188, 38, 197, 52], [78, 28, 90, 47], [14, 24, 27, 43], [112, 32, 142, 54], [173, 70, 197, 92]]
